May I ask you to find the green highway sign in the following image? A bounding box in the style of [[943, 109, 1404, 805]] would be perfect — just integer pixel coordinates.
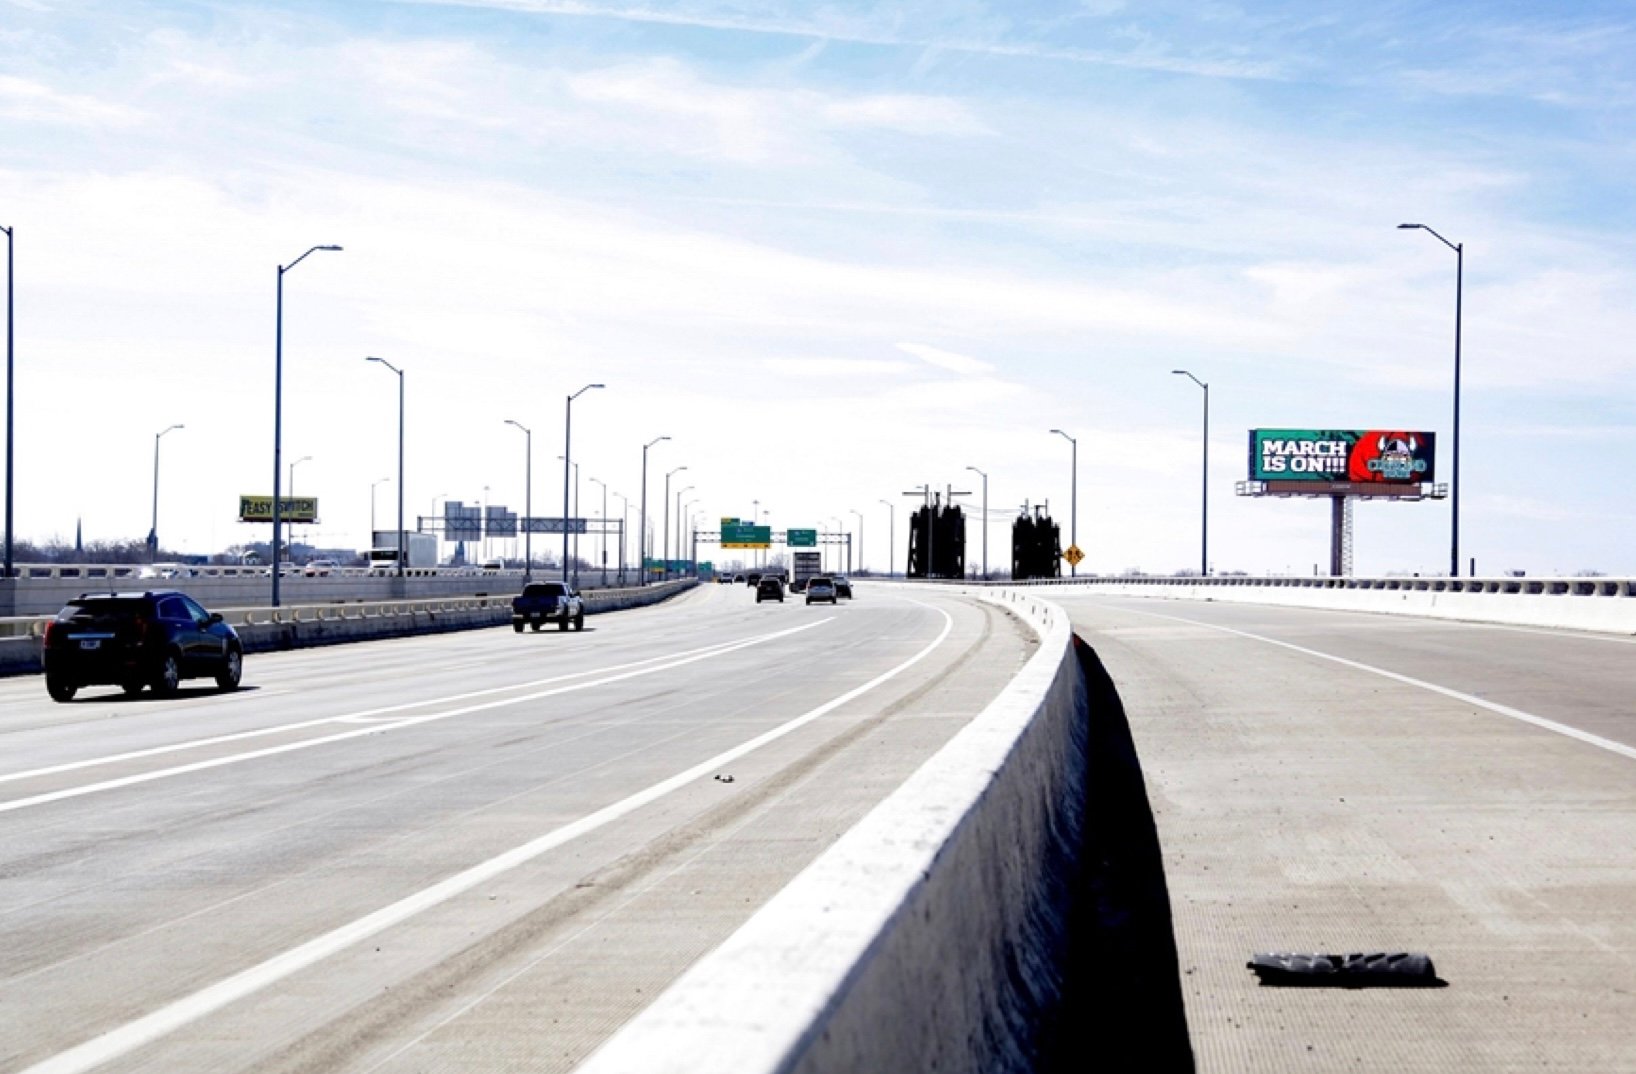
[[787, 528, 818, 547], [721, 522, 771, 548]]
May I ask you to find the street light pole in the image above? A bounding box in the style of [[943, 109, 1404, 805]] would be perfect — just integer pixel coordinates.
[[663, 466, 686, 580], [681, 496, 698, 574], [675, 485, 695, 575], [590, 476, 608, 585], [640, 436, 669, 585], [878, 499, 895, 578], [272, 243, 341, 607], [505, 419, 532, 581], [1049, 428, 1078, 577], [366, 357, 405, 577], [370, 477, 389, 536], [964, 466, 988, 579], [849, 509, 863, 575], [288, 455, 311, 496], [3, 224, 13, 579], [1399, 222, 1464, 577], [1172, 371, 1209, 577], [149, 424, 184, 562], [563, 383, 604, 584], [613, 491, 629, 583]]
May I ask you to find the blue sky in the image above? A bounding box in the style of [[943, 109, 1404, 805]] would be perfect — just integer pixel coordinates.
[[2, 0, 1633, 575]]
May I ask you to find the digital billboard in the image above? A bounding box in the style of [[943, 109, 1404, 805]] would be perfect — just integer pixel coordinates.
[[1249, 429, 1435, 484]]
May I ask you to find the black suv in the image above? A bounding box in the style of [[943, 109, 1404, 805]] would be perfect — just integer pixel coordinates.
[[755, 576, 785, 603], [42, 590, 244, 702]]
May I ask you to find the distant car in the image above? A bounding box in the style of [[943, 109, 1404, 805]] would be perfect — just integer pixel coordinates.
[[833, 576, 853, 599], [755, 576, 784, 603], [732, 574, 746, 583], [805, 577, 838, 605], [480, 559, 503, 572], [42, 590, 243, 701], [303, 558, 339, 577], [136, 562, 195, 580]]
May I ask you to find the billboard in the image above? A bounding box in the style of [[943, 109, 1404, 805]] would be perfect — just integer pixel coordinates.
[[1249, 429, 1435, 484], [239, 495, 318, 523]]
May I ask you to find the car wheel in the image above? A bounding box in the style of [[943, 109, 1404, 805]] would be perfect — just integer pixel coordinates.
[[513, 622, 525, 633], [46, 677, 77, 703], [573, 611, 584, 631], [558, 617, 569, 631], [215, 648, 243, 691], [531, 621, 542, 632], [151, 653, 181, 697], [122, 680, 145, 697]]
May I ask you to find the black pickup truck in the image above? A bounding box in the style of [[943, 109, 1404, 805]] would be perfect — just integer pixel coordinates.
[[511, 581, 586, 632]]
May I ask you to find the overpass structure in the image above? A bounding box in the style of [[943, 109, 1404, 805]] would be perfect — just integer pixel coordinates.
[[0, 577, 1632, 1072]]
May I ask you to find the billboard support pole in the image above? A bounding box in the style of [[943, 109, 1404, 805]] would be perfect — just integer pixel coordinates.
[[1330, 496, 1344, 577]]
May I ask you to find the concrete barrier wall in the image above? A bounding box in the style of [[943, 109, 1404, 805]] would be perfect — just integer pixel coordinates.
[[1010, 575, 1636, 634], [0, 580, 697, 677], [0, 564, 654, 618], [578, 586, 1084, 1074]]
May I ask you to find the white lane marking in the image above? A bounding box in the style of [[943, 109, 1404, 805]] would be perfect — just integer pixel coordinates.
[[0, 621, 833, 816], [20, 606, 955, 1074], [0, 625, 826, 789], [1124, 608, 1636, 763]]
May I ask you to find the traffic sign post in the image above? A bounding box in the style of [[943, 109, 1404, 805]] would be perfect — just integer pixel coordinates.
[[787, 528, 818, 547]]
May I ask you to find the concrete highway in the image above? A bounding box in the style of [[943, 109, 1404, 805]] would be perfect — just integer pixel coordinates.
[[1053, 593, 1636, 1072], [0, 583, 1034, 1074]]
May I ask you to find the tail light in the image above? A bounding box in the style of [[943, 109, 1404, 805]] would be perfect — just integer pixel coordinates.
[[44, 620, 58, 646]]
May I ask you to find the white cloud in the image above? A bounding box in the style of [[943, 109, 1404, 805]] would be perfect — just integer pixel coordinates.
[[896, 342, 993, 377], [0, 74, 146, 126], [762, 357, 917, 378]]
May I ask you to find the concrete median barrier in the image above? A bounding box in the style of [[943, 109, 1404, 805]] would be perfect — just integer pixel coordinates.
[[0, 580, 697, 676], [578, 587, 1093, 1074]]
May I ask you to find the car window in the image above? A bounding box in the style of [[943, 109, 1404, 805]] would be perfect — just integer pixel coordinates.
[[157, 596, 190, 620], [60, 598, 146, 620], [180, 595, 213, 624]]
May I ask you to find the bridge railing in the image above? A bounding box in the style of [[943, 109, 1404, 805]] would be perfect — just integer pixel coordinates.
[[996, 573, 1636, 633]]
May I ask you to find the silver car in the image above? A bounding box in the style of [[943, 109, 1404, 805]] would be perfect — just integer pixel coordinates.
[[805, 577, 838, 605]]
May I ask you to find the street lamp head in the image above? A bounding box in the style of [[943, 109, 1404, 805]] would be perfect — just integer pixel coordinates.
[[505, 418, 529, 433], [1397, 223, 1422, 230], [319, 245, 342, 251], [1050, 427, 1075, 444]]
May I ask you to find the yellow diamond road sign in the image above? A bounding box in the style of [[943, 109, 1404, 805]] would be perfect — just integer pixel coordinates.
[[1063, 544, 1084, 566]]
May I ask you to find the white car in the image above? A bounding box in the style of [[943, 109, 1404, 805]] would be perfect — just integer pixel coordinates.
[[136, 562, 196, 580], [303, 559, 339, 577]]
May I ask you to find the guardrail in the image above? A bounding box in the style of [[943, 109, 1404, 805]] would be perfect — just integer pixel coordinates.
[[580, 584, 1089, 1073], [1004, 574, 1636, 634]]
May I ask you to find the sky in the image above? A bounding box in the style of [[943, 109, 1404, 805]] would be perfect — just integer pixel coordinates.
[[2, 0, 1634, 577]]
